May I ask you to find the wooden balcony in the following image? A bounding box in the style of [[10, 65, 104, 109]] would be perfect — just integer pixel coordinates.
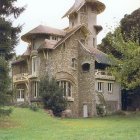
[[95, 70, 115, 80], [13, 73, 29, 83]]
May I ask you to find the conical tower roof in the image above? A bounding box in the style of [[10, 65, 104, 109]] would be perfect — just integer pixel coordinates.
[[63, 0, 105, 18]]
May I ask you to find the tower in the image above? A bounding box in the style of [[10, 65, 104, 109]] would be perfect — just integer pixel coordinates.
[[63, 0, 105, 48]]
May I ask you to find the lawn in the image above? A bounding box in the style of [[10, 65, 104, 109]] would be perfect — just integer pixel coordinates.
[[0, 108, 140, 140]]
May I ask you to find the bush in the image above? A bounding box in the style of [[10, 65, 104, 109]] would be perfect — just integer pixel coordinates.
[[39, 75, 67, 116], [29, 103, 39, 112], [96, 104, 106, 117], [0, 108, 13, 117]]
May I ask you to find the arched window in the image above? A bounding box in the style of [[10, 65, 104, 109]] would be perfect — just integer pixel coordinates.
[[82, 63, 90, 72], [57, 81, 72, 97]]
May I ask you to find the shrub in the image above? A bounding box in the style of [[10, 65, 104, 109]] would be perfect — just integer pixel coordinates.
[[96, 104, 106, 117], [0, 108, 13, 117], [39, 75, 67, 116], [29, 103, 39, 112]]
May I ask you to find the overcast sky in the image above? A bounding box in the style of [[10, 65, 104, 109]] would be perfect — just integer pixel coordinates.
[[14, 0, 140, 55]]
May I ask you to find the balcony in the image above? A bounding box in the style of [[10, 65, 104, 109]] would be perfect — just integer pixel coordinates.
[[95, 70, 115, 80], [13, 73, 29, 83]]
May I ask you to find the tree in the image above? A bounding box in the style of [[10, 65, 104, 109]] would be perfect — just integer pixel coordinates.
[[0, 0, 25, 60], [0, 0, 25, 116], [98, 8, 140, 90], [121, 8, 140, 45], [98, 8, 140, 54], [106, 28, 140, 90], [39, 75, 67, 116]]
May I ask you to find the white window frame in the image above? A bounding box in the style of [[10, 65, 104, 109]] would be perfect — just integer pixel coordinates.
[[32, 56, 40, 76], [97, 82, 103, 92], [58, 81, 72, 97], [17, 89, 24, 102], [108, 83, 113, 93], [33, 81, 39, 98]]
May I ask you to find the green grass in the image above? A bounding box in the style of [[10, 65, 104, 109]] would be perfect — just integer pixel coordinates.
[[0, 108, 140, 140]]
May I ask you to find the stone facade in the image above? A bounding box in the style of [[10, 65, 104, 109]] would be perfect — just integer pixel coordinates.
[[12, 0, 121, 117]]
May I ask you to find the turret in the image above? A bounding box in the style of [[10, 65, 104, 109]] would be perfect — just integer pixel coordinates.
[[63, 0, 105, 48]]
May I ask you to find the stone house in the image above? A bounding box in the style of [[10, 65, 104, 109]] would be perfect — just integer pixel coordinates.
[[12, 0, 121, 117]]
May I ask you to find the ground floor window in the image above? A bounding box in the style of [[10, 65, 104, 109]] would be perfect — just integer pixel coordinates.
[[17, 89, 24, 102], [32, 81, 39, 98], [57, 81, 72, 97]]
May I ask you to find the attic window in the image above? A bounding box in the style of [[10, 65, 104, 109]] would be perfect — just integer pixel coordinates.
[[82, 63, 90, 72]]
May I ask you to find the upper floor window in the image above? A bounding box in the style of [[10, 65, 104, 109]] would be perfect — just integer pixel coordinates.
[[52, 36, 58, 40], [108, 83, 113, 93], [72, 58, 77, 69], [93, 38, 95, 47], [82, 63, 90, 72], [57, 81, 72, 97], [32, 56, 40, 75], [97, 82, 103, 92]]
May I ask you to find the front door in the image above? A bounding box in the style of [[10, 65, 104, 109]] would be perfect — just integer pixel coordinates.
[[17, 89, 25, 102], [83, 104, 88, 118]]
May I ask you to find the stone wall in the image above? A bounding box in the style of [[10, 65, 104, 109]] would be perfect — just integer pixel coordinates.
[[78, 45, 96, 117]]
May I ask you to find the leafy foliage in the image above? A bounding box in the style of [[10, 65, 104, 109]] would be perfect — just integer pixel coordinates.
[[39, 75, 67, 116], [0, 0, 25, 116], [121, 8, 140, 45], [98, 8, 140, 90], [99, 8, 140, 55], [0, 0, 25, 60], [106, 28, 140, 89]]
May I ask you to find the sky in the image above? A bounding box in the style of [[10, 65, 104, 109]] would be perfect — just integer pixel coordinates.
[[14, 0, 140, 55]]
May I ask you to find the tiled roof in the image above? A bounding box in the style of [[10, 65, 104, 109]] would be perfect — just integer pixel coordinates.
[[38, 39, 58, 50], [54, 24, 91, 49], [12, 58, 26, 65], [63, 0, 105, 18], [78, 40, 112, 65], [21, 25, 66, 42], [89, 47, 112, 65]]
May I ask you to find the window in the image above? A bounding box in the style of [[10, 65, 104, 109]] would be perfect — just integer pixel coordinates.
[[32, 56, 40, 76], [93, 38, 95, 47], [57, 81, 72, 97], [72, 58, 77, 69], [97, 82, 103, 92], [108, 83, 113, 93], [52, 36, 58, 40], [17, 89, 24, 102], [82, 63, 90, 72], [80, 39, 85, 45], [72, 21, 74, 27], [32, 81, 39, 98]]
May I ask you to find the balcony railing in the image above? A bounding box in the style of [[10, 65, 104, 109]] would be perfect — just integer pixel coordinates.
[[13, 73, 29, 83], [95, 70, 115, 80]]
